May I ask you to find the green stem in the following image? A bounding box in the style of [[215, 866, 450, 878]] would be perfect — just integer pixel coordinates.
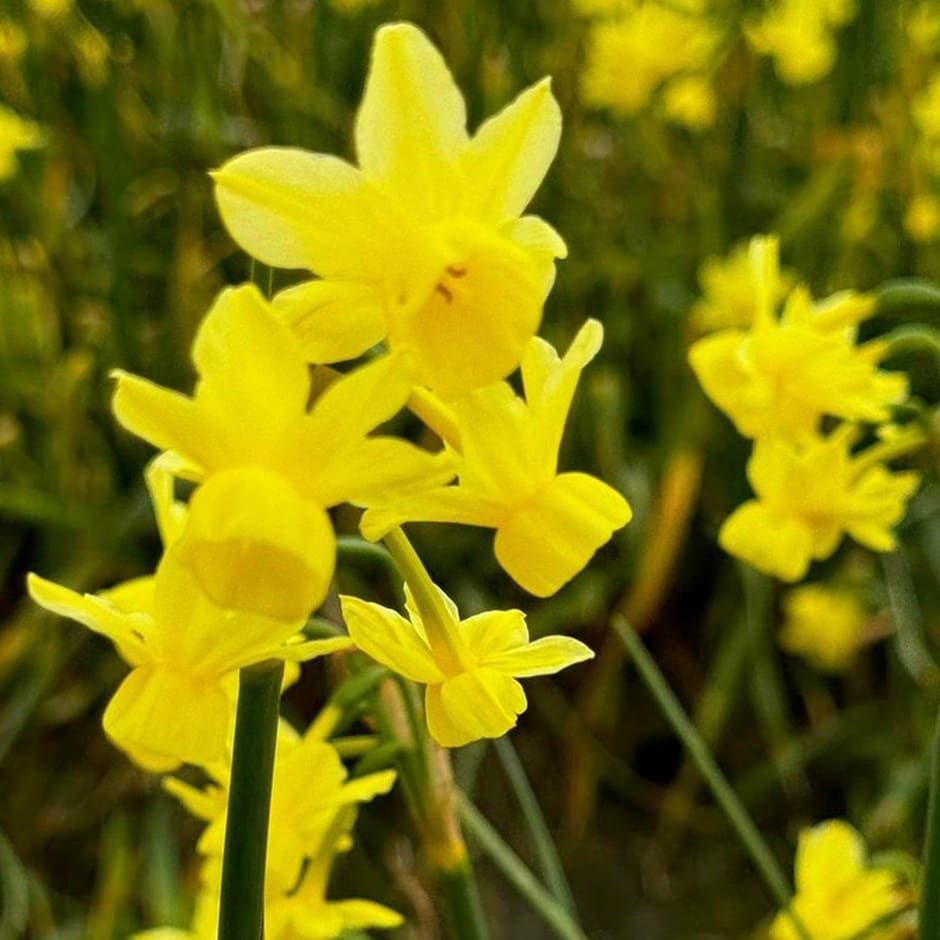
[[458, 794, 588, 940], [436, 852, 491, 940], [921, 702, 940, 938], [218, 659, 284, 940], [611, 616, 810, 940], [493, 738, 579, 921]]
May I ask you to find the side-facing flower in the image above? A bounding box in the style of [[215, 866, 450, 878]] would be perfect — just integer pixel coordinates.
[[719, 426, 920, 582], [361, 320, 632, 596], [770, 820, 909, 940], [212, 22, 565, 398], [111, 283, 453, 619], [341, 587, 593, 748]]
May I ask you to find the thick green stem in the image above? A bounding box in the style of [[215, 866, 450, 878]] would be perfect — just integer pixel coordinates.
[[611, 616, 810, 940], [921, 703, 940, 938], [436, 853, 491, 940], [218, 659, 284, 940]]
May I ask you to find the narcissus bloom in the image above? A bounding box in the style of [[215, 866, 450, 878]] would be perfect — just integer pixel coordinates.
[[770, 821, 908, 940], [780, 583, 870, 672], [361, 320, 632, 596], [689, 236, 907, 441], [212, 22, 565, 398], [342, 587, 593, 748], [720, 427, 919, 582], [112, 283, 452, 618]]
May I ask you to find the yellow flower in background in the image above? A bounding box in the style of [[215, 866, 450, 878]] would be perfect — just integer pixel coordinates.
[[905, 192, 940, 243], [0, 104, 44, 181], [689, 236, 907, 442], [770, 821, 908, 940], [27, 0, 72, 18], [690, 238, 793, 333], [914, 73, 940, 144], [661, 75, 716, 130], [719, 427, 920, 582], [342, 587, 593, 748], [780, 583, 870, 672], [581, 3, 720, 122], [213, 22, 566, 398], [745, 0, 857, 85], [0, 21, 26, 62], [361, 320, 632, 596], [112, 284, 452, 618]]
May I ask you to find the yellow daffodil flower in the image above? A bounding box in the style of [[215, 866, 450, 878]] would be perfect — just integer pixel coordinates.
[[719, 427, 920, 582], [780, 583, 870, 671], [111, 283, 452, 618], [0, 104, 44, 181], [770, 821, 908, 940], [689, 236, 907, 441], [342, 586, 593, 748], [212, 22, 566, 398], [361, 320, 632, 596]]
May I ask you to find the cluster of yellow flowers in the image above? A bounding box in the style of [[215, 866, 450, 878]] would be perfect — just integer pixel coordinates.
[[690, 235, 918, 585], [27, 21, 631, 933]]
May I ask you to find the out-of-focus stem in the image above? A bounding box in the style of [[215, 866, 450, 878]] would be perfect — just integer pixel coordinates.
[[920, 703, 940, 938]]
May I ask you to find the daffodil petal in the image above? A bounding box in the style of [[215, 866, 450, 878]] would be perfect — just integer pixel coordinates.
[[486, 635, 594, 677], [340, 595, 443, 683], [495, 472, 632, 596], [358, 487, 503, 541], [426, 668, 527, 747], [718, 500, 814, 582], [144, 457, 188, 548], [101, 576, 155, 617], [212, 148, 395, 279], [272, 279, 387, 363], [462, 78, 561, 223], [355, 22, 468, 219], [319, 899, 404, 931], [502, 214, 568, 297], [337, 769, 398, 805], [794, 820, 866, 893], [103, 665, 231, 771], [178, 468, 336, 621], [459, 609, 529, 658]]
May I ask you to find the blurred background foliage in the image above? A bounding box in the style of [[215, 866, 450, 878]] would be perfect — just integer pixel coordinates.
[[3, 0, 940, 936]]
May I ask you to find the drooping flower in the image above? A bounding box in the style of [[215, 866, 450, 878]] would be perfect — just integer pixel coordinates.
[[111, 283, 453, 618], [770, 821, 909, 940], [689, 236, 907, 442], [780, 583, 871, 672], [212, 22, 566, 398], [361, 320, 631, 596], [719, 427, 920, 582], [342, 586, 593, 748]]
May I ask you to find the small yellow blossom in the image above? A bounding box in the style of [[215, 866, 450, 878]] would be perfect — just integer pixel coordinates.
[[770, 821, 908, 940], [342, 587, 593, 748], [111, 283, 452, 618], [662, 75, 716, 130], [914, 73, 940, 143], [780, 583, 870, 671], [689, 236, 907, 441], [0, 104, 44, 181], [361, 320, 632, 596], [904, 192, 940, 242], [213, 22, 566, 398], [719, 427, 919, 582], [907, 3, 940, 54]]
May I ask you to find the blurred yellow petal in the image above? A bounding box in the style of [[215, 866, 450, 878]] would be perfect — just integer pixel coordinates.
[[462, 78, 561, 223], [426, 668, 526, 748], [355, 22, 468, 219], [486, 635, 594, 677], [494, 472, 632, 596], [340, 595, 443, 683], [212, 148, 395, 278], [178, 468, 336, 621], [718, 501, 814, 582], [272, 279, 386, 363]]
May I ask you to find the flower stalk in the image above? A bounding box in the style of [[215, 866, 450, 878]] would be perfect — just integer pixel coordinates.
[[920, 702, 940, 937]]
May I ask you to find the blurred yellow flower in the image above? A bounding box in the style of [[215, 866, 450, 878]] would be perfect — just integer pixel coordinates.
[[361, 320, 632, 596], [662, 75, 716, 130], [0, 104, 44, 181], [719, 427, 919, 582], [904, 192, 940, 242], [111, 284, 452, 618], [780, 583, 870, 671], [914, 73, 940, 143], [689, 236, 907, 441], [0, 20, 26, 62], [770, 820, 908, 940], [213, 22, 566, 398], [342, 587, 593, 747], [27, 0, 72, 18]]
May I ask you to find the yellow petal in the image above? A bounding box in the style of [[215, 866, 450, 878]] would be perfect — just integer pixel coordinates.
[[111, 371, 219, 473], [502, 214, 568, 297], [795, 821, 867, 893], [485, 635, 594, 677], [212, 148, 396, 279], [340, 595, 443, 683], [460, 609, 529, 660], [494, 472, 632, 596], [359, 487, 503, 541], [101, 576, 155, 617], [272, 279, 386, 363], [718, 500, 814, 582], [103, 665, 232, 771], [319, 899, 404, 932], [425, 668, 527, 747], [144, 457, 188, 548], [462, 78, 561, 223], [355, 22, 468, 220], [177, 468, 336, 621]]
